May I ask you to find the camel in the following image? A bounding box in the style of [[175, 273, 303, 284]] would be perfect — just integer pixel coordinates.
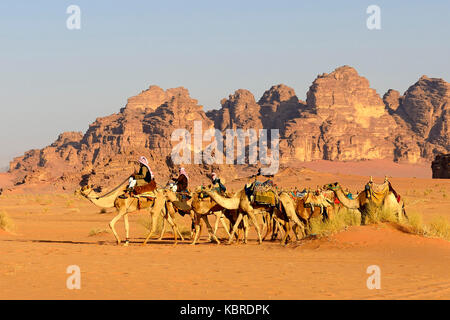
[[79, 182, 184, 246], [205, 187, 305, 245], [162, 188, 223, 245], [324, 179, 407, 224], [290, 190, 335, 236]]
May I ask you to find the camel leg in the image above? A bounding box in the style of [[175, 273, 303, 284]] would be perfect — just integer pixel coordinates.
[[227, 213, 244, 245], [165, 213, 179, 245], [247, 210, 262, 244], [281, 221, 291, 246], [293, 224, 300, 241], [202, 215, 220, 244], [173, 213, 185, 241], [189, 210, 195, 239], [109, 208, 127, 245], [212, 212, 220, 240], [220, 213, 231, 238], [275, 219, 285, 241], [123, 213, 130, 246], [271, 217, 279, 241], [243, 216, 249, 244], [262, 212, 269, 240], [143, 206, 164, 245], [157, 217, 166, 241], [190, 214, 202, 245]]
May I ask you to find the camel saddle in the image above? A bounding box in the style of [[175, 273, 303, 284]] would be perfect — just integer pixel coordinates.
[[133, 180, 156, 195], [245, 180, 277, 206], [303, 192, 332, 208], [171, 191, 191, 212], [172, 200, 191, 212], [365, 180, 389, 206]]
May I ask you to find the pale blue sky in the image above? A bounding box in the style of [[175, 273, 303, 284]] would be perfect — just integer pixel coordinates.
[[0, 0, 449, 169]]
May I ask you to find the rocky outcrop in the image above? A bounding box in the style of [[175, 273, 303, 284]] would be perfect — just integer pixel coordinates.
[[10, 87, 233, 189], [209, 89, 263, 131], [383, 89, 401, 113], [394, 76, 450, 155], [8, 66, 450, 189], [432, 153, 450, 179], [282, 66, 423, 163]]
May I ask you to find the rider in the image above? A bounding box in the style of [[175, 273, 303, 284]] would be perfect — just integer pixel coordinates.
[[210, 172, 226, 194], [173, 167, 189, 198], [121, 156, 155, 198], [253, 168, 274, 186]]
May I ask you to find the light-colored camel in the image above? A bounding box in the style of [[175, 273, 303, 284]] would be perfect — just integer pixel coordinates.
[[79, 182, 184, 245], [206, 188, 305, 245], [324, 180, 407, 224]]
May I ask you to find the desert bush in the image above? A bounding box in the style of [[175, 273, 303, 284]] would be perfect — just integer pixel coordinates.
[[397, 212, 450, 242], [88, 228, 110, 237], [66, 200, 75, 208], [0, 210, 15, 232], [308, 206, 361, 236], [365, 203, 397, 224], [404, 211, 426, 236], [427, 216, 450, 241]]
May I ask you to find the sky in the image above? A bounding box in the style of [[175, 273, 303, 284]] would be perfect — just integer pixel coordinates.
[[0, 0, 449, 169]]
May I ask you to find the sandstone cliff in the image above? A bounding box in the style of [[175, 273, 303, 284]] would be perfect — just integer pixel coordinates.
[[8, 66, 450, 189]]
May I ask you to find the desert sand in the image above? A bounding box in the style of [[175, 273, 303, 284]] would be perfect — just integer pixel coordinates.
[[1, 162, 449, 300]]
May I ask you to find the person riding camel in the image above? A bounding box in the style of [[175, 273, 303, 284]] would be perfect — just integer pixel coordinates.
[[120, 156, 156, 198], [210, 172, 226, 194], [172, 167, 189, 198], [253, 168, 274, 187]]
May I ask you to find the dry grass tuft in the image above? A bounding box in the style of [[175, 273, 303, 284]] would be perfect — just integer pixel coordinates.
[[365, 203, 397, 224], [88, 228, 110, 237], [0, 210, 15, 232], [427, 216, 450, 241], [395, 211, 450, 242], [308, 207, 361, 237]]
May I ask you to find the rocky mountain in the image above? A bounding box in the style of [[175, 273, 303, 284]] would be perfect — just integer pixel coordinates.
[[8, 66, 450, 189], [432, 153, 450, 179]]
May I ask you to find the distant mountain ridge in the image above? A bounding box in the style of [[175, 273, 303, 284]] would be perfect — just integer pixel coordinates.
[[8, 65, 450, 189]]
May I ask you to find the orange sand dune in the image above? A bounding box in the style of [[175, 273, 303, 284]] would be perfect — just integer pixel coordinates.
[[0, 164, 449, 300]]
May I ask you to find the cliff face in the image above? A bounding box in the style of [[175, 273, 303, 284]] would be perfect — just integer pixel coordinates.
[[394, 76, 450, 156], [8, 66, 450, 189], [432, 154, 450, 179], [282, 66, 422, 163]]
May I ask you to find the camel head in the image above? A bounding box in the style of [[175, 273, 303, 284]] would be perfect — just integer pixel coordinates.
[[78, 185, 95, 198], [324, 182, 341, 191], [162, 188, 178, 202]]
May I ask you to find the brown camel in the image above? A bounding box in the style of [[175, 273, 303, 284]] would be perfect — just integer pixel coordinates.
[[79, 182, 184, 245], [162, 188, 229, 245], [290, 191, 335, 236], [324, 179, 407, 224], [205, 188, 305, 245]]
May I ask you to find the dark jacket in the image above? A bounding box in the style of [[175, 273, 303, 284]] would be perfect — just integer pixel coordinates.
[[174, 174, 188, 192], [212, 178, 226, 193]]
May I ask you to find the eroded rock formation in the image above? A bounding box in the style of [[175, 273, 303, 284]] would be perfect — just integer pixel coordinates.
[[8, 66, 450, 189]]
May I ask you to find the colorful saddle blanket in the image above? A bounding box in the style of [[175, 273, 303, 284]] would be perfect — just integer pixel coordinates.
[[133, 191, 157, 199], [365, 181, 389, 206]]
